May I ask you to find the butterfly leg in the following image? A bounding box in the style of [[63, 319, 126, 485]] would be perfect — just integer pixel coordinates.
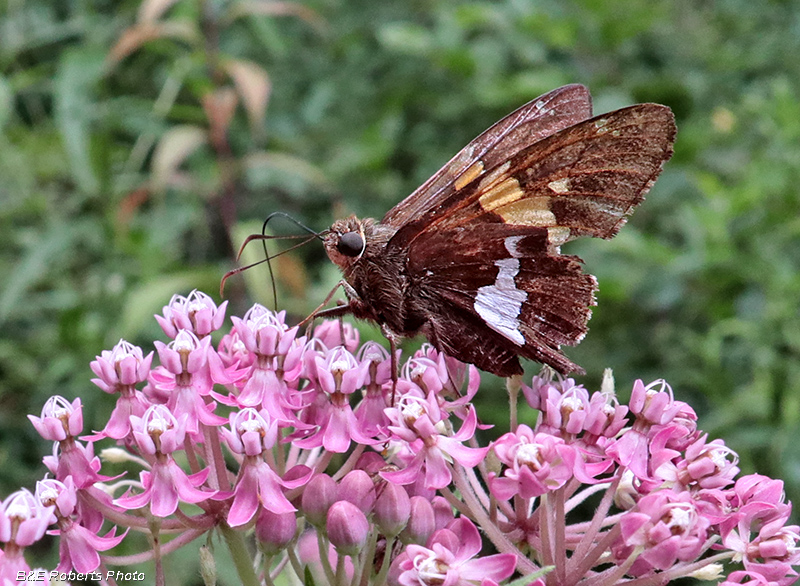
[[379, 324, 401, 405]]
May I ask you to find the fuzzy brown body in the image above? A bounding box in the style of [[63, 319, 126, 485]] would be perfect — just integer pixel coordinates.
[[321, 85, 676, 377], [324, 218, 412, 335]]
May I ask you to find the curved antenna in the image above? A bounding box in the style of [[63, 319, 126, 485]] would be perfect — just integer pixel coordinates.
[[221, 212, 325, 308], [220, 233, 320, 299], [259, 212, 324, 310], [262, 211, 322, 240]]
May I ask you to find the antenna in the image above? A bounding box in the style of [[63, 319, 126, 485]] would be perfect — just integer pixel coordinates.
[[220, 212, 324, 307]]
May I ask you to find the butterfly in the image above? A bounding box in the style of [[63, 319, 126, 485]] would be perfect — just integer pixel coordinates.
[[319, 84, 676, 377]]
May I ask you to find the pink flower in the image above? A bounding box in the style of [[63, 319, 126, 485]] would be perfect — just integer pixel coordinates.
[[293, 346, 374, 453], [220, 409, 311, 526], [155, 289, 228, 339], [489, 425, 576, 500], [617, 488, 711, 576], [671, 435, 740, 490], [54, 519, 125, 575], [89, 340, 153, 439], [382, 393, 488, 489], [115, 405, 215, 517], [149, 330, 227, 433], [412, 344, 471, 397], [0, 491, 56, 586], [393, 517, 516, 586], [90, 339, 153, 392], [28, 396, 83, 442], [29, 397, 105, 487], [0, 489, 53, 547], [36, 477, 126, 575], [354, 341, 393, 436], [607, 379, 682, 479], [313, 319, 360, 353], [229, 305, 305, 419], [232, 305, 300, 359], [723, 499, 800, 583], [731, 475, 788, 509], [217, 329, 253, 370]]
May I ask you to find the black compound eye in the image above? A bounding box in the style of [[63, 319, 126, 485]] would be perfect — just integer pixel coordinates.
[[336, 231, 364, 257]]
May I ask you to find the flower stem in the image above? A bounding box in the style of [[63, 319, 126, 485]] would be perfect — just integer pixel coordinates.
[[356, 525, 379, 586], [565, 474, 621, 584], [373, 534, 396, 586], [452, 464, 538, 575], [316, 529, 337, 585], [507, 375, 521, 432], [220, 523, 260, 586]]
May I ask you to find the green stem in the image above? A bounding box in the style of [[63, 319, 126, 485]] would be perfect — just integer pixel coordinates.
[[356, 529, 379, 586], [506, 375, 521, 432], [317, 529, 337, 585], [373, 534, 396, 586], [220, 524, 260, 586], [335, 553, 347, 586]]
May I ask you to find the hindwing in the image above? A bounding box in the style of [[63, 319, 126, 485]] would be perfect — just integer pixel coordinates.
[[408, 224, 596, 375]]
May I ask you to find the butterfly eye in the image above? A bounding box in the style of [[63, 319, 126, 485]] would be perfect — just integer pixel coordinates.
[[337, 231, 364, 257]]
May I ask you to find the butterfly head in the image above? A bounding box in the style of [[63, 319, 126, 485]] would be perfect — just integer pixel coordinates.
[[324, 216, 369, 270]]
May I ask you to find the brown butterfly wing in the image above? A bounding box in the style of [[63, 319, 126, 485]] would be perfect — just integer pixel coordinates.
[[382, 84, 593, 228], [395, 103, 676, 376], [407, 224, 595, 376], [393, 104, 676, 249]]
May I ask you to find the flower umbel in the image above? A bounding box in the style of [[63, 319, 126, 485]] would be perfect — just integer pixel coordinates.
[[3, 293, 798, 586]]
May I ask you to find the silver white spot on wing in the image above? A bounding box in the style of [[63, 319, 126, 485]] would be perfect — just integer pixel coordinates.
[[504, 235, 524, 258], [548, 177, 571, 193], [475, 257, 527, 346]]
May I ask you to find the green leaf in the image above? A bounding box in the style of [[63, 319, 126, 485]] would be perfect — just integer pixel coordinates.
[[0, 74, 12, 130], [54, 47, 105, 196], [0, 220, 76, 323]]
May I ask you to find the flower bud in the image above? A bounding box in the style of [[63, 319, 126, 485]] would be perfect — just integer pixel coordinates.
[[431, 496, 454, 530], [614, 469, 639, 510], [338, 469, 376, 513], [374, 482, 410, 537], [301, 474, 337, 527], [354, 451, 386, 475], [400, 496, 435, 545], [198, 545, 216, 586], [326, 500, 369, 557], [256, 509, 297, 555]]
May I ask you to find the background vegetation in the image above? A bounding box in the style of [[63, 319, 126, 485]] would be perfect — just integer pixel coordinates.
[[1, 0, 800, 572]]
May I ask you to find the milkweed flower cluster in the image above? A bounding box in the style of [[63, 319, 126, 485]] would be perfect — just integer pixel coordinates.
[[2, 289, 798, 586]]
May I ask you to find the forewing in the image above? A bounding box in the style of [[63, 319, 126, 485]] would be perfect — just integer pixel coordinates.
[[382, 84, 593, 227], [408, 224, 596, 376], [391, 103, 676, 251]]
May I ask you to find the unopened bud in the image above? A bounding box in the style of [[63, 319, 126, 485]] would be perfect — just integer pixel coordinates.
[[302, 474, 337, 527], [601, 368, 615, 395], [199, 545, 216, 586], [614, 469, 638, 510], [688, 563, 723, 581], [431, 496, 454, 530], [374, 482, 410, 537], [256, 509, 297, 555], [100, 447, 140, 464], [338, 469, 376, 513], [327, 500, 369, 556], [400, 496, 435, 545]]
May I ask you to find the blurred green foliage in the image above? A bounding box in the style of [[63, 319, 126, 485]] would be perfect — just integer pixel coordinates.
[[1, 0, 799, 554]]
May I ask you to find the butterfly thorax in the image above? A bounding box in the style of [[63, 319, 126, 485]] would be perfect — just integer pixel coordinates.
[[324, 216, 416, 335]]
